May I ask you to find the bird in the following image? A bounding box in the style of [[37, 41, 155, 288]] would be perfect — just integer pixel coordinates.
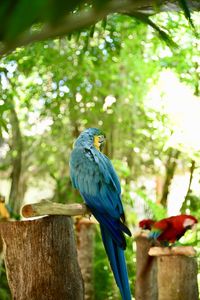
[[69, 128, 132, 300], [149, 214, 198, 245], [139, 219, 155, 230]]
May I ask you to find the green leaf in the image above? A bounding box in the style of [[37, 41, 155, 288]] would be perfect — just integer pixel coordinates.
[[128, 13, 178, 49], [90, 25, 95, 38], [101, 17, 107, 30], [178, 0, 195, 29]]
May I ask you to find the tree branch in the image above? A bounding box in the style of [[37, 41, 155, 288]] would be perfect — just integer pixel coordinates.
[[0, 0, 199, 56], [21, 199, 90, 218]]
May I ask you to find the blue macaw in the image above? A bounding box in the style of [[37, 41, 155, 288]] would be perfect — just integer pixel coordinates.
[[70, 128, 132, 300]]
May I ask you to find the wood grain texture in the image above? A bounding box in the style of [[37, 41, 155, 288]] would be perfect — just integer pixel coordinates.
[[157, 255, 199, 300], [21, 200, 90, 218], [0, 216, 84, 300], [135, 239, 198, 300], [135, 236, 158, 300]]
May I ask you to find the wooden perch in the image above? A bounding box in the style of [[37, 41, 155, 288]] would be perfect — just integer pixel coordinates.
[[135, 240, 199, 300], [21, 199, 90, 218], [134, 230, 149, 239], [149, 246, 196, 257], [135, 236, 157, 300], [156, 252, 198, 300]]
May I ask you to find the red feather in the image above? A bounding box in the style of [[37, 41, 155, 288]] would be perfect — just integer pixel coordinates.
[[139, 219, 155, 230], [152, 214, 198, 243]]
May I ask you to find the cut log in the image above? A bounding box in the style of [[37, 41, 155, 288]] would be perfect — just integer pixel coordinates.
[[21, 199, 90, 218], [0, 216, 84, 300]]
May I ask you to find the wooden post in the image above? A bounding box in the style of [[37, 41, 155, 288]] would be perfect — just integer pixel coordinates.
[[0, 216, 84, 300], [135, 235, 158, 300], [149, 246, 199, 300], [76, 218, 96, 300]]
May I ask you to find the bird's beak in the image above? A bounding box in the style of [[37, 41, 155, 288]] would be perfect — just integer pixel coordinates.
[[191, 224, 197, 231], [99, 135, 105, 144], [99, 135, 105, 151]]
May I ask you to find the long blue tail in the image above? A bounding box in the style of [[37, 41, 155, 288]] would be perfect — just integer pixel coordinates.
[[89, 205, 131, 300], [100, 224, 132, 300]]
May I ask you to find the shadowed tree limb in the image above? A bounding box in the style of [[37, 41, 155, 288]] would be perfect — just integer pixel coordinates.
[[0, 0, 200, 56]]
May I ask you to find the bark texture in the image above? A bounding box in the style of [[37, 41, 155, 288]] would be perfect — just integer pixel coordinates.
[[135, 240, 198, 300], [160, 149, 180, 206], [135, 236, 158, 300], [8, 103, 23, 215], [157, 255, 198, 300], [0, 216, 84, 300], [21, 200, 90, 218], [76, 218, 96, 300]]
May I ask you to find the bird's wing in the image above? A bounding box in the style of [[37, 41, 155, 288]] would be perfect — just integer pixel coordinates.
[[70, 145, 132, 300], [149, 219, 170, 239], [70, 146, 123, 219]]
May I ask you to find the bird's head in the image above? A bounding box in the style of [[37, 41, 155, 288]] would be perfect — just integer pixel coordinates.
[[74, 128, 106, 151], [139, 219, 155, 230], [183, 215, 198, 230]]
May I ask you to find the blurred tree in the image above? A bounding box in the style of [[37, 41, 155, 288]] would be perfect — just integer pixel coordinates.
[[0, 12, 199, 213]]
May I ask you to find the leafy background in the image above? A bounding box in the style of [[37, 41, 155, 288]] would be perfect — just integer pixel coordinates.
[[0, 7, 200, 299]]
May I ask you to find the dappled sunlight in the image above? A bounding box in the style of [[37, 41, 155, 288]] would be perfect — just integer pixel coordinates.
[[147, 70, 200, 215], [148, 70, 200, 152], [168, 174, 190, 215]]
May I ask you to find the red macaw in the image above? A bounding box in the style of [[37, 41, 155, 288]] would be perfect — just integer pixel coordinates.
[[139, 219, 155, 230], [149, 214, 198, 244]]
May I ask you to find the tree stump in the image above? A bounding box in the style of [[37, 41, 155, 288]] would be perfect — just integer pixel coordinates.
[[0, 216, 84, 300], [149, 246, 199, 300], [76, 218, 96, 300], [135, 237, 199, 300], [135, 235, 158, 300]]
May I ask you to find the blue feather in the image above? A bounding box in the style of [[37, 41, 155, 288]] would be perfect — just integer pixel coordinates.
[[70, 128, 132, 300], [100, 225, 131, 300], [148, 230, 162, 240]]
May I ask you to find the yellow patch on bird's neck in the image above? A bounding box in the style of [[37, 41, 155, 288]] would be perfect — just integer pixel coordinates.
[[94, 135, 100, 151]]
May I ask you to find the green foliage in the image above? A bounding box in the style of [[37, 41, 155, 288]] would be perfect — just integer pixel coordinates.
[[178, 0, 195, 28], [181, 193, 200, 219], [0, 0, 198, 57], [0, 263, 11, 300], [0, 10, 200, 299], [129, 13, 178, 48]]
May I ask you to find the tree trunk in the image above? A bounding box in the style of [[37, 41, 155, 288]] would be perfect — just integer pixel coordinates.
[[135, 236, 158, 300], [76, 218, 96, 300], [186, 159, 195, 197], [0, 216, 84, 300], [160, 148, 180, 207], [157, 255, 198, 300], [8, 102, 23, 215]]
